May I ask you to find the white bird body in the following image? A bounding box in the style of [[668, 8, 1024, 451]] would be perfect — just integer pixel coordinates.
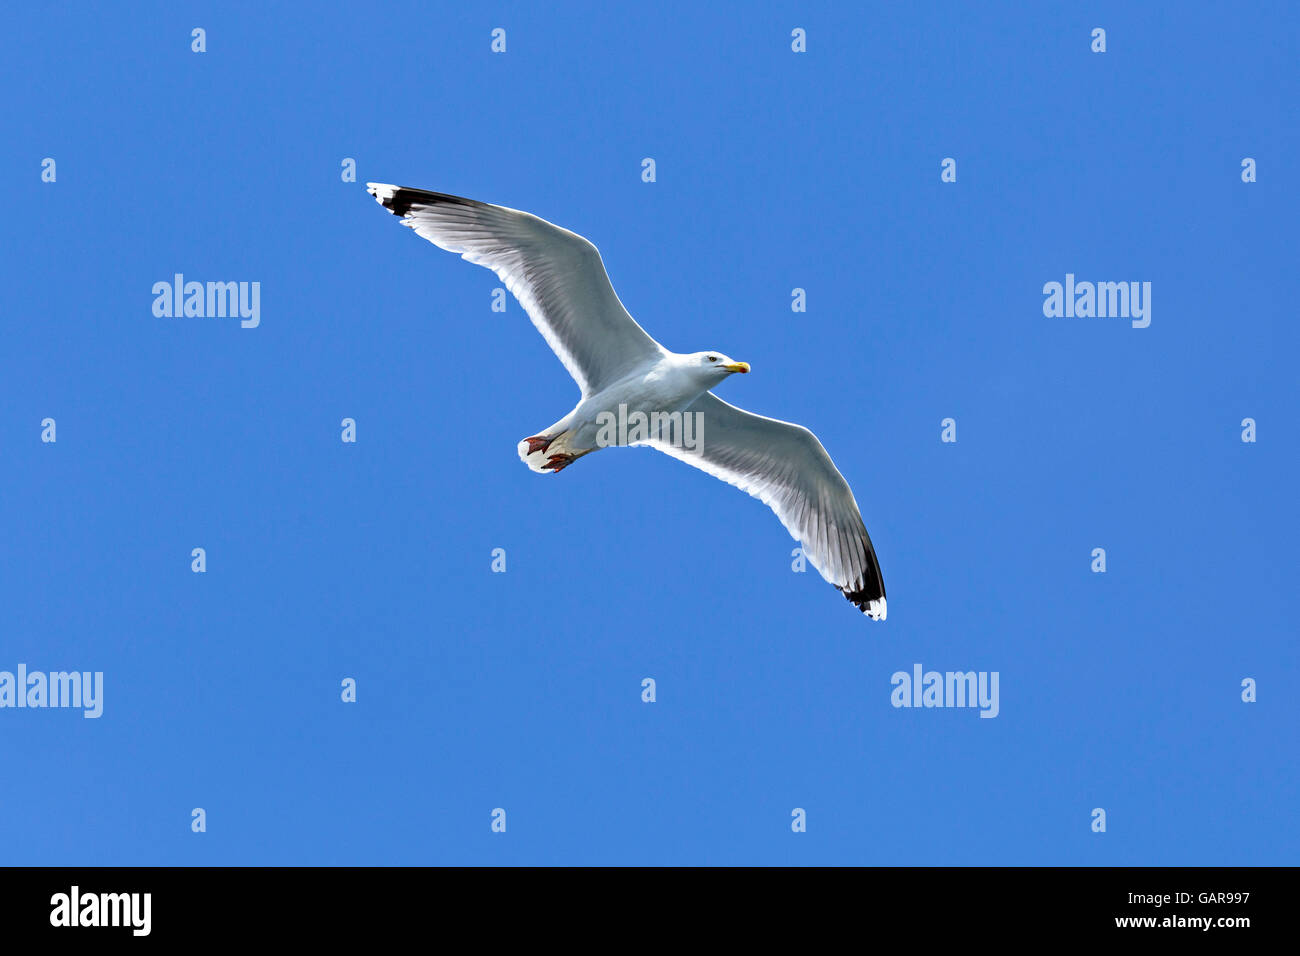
[[538, 352, 731, 460], [365, 183, 888, 621]]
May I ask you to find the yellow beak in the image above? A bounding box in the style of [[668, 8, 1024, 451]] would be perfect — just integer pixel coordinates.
[[723, 362, 751, 374]]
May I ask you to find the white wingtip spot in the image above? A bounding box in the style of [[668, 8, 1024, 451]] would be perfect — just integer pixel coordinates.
[[366, 182, 397, 203], [866, 598, 886, 621]]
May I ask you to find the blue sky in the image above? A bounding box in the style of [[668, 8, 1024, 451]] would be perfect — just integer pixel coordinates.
[[1, 1, 1296, 865]]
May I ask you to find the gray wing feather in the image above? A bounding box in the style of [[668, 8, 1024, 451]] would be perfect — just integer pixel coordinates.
[[367, 184, 663, 396], [648, 392, 886, 619]]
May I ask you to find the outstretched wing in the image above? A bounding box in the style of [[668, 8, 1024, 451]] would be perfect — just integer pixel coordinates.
[[367, 184, 664, 396], [648, 392, 887, 620]]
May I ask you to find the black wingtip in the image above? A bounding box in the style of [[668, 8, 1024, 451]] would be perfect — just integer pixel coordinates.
[[366, 183, 484, 219], [838, 583, 887, 621], [837, 555, 887, 620]]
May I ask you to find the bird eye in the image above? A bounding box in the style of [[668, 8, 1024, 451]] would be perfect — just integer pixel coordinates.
[[707, 355, 717, 362]]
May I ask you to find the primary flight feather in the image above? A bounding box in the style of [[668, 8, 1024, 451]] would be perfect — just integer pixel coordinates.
[[366, 183, 887, 620]]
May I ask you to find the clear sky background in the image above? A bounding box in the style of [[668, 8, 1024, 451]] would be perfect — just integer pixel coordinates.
[[2, 1, 1296, 865]]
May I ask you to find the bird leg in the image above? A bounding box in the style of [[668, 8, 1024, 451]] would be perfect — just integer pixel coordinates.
[[523, 434, 556, 455], [542, 447, 596, 473], [544, 453, 578, 473]]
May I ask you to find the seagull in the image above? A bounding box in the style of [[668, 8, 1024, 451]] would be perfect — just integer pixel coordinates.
[[365, 184, 887, 620]]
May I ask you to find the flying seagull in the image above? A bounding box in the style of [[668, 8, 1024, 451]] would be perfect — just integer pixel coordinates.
[[365, 184, 887, 620]]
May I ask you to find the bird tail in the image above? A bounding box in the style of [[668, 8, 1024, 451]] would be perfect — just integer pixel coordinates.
[[518, 435, 556, 473]]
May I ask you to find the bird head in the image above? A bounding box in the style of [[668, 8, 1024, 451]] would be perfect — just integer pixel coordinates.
[[694, 351, 750, 381]]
